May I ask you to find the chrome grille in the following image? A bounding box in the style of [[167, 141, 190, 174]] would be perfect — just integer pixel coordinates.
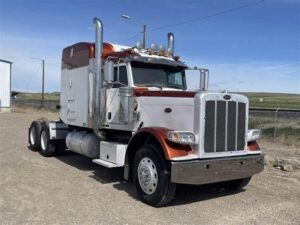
[[204, 100, 246, 153]]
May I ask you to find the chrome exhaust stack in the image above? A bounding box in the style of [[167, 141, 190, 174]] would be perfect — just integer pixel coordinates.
[[167, 32, 175, 56], [93, 17, 103, 129]]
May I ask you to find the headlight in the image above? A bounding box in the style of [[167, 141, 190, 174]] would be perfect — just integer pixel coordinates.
[[247, 129, 261, 142], [167, 131, 196, 144]]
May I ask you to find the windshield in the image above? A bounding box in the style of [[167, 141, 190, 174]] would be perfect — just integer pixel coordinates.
[[131, 63, 186, 90]]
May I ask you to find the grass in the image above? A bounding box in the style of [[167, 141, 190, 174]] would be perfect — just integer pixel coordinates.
[[14, 92, 60, 101], [263, 127, 300, 137], [249, 115, 300, 146], [262, 127, 300, 146], [240, 92, 300, 109], [248, 117, 274, 129]]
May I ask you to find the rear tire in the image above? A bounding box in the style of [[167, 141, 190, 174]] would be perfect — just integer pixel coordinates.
[[39, 122, 56, 157], [133, 144, 176, 207], [225, 177, 252, 191], [28, 121, 42, 151]]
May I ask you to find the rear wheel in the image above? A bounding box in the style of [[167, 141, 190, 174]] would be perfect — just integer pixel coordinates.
[[28, 121, 42, 151], [133, 144, 176, 207], [39, 122, 56, 157]]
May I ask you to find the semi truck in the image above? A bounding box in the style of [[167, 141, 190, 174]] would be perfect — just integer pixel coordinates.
[[28, 17, 264, 206]]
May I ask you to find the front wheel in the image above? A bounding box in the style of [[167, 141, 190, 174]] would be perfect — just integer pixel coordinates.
[[133, 144, 176, 207]]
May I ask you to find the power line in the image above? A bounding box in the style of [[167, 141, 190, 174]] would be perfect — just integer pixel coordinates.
[[148, 0, 264, 32], [122, 32, 143, 42]]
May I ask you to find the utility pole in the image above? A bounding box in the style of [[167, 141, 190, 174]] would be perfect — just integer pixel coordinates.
[[42, 59, 45, 109], [31, 57, 45, 109], [121, 14, 147, 49]]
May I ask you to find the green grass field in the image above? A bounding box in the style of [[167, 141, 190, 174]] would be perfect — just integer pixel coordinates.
[[14, 92, 60, 101], [241, 92, 300, 109]]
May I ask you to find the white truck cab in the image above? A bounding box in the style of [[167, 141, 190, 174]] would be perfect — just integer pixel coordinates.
[[28, 17, 263, 206]]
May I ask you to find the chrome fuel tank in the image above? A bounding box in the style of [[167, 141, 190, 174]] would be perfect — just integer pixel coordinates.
[[66, 131, 99, 158]]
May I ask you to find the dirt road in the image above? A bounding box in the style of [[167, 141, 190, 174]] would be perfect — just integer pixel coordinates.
[[1, 109, 299, 225]]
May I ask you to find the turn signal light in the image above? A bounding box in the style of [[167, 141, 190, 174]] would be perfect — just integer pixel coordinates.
[[247, 129, 261, 142]]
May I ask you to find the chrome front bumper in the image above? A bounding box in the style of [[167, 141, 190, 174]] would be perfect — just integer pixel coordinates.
[[171, 154, 264, 185]]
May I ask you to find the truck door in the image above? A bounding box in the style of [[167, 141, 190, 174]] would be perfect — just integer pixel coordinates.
[[106, 64, 128, 124]]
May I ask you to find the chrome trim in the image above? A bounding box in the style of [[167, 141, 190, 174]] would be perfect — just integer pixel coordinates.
[[225, 101, 228, 151], [196, 93, 249, 159], [93, 17, 103, 129], [214, 100, 217, 152], [171, 154, 264, 185], [137, 157, 158, 194], [235, 102, 239, 150], [167, 32, 174, 56]]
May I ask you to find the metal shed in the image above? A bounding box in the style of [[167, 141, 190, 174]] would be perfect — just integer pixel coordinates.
[[0, 59, 13, 109]]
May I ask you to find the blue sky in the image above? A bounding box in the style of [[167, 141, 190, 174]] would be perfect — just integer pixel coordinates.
[[0, 0, 299, 93]]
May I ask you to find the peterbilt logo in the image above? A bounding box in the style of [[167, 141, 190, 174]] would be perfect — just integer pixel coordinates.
[[164, 108, 172, 113], [223, 95, 231, 100]]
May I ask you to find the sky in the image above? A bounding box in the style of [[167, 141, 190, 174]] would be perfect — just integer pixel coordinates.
[[0, 0, 299, 93]]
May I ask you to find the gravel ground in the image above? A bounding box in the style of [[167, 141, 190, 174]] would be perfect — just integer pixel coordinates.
[[0, 109, 299, 225]]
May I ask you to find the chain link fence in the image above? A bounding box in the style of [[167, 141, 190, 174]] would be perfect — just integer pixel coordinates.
[[12, 98, 59, 111], [249, 108, 300, 144]]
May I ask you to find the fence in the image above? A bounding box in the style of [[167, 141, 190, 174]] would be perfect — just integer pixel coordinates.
[[12, 99, 59, 111], [249, 108, 300, 143]]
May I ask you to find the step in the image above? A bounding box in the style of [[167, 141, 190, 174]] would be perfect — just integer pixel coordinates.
[[92, 159, 123, 168]]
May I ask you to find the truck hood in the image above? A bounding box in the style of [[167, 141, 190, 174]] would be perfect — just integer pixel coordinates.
[[134, 88, 197, 98]]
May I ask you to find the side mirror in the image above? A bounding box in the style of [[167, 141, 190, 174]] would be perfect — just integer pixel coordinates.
[[199, 69, 209, 91], [104, 61, 114, 83], [185, 68, 209, 91]]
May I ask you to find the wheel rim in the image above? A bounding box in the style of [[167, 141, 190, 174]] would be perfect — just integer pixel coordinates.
[[30, 127, 36, 145], [40, 130, 47, 151], [137, 157, 158, 195]]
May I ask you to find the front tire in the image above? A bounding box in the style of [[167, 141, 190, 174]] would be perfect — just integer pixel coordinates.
[[133, 144, 176, 207], [39, 122, 56, 157]]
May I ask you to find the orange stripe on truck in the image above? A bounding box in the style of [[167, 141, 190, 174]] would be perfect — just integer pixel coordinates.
[[247, 141, 260, 151], [136, 127, 192, 160]]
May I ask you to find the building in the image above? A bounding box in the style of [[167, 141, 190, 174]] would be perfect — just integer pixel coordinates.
[[0, 59, 13, 111]]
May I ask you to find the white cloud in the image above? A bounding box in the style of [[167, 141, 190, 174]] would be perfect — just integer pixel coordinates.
[[185, 60, 300, 94]]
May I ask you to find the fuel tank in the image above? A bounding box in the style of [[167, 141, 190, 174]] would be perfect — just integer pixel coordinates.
[[66, 131, 99, 158]]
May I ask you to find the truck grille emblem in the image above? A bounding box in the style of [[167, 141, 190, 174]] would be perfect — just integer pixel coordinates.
[[223, 95, 231, 100], [164, 108, 172, 113]]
